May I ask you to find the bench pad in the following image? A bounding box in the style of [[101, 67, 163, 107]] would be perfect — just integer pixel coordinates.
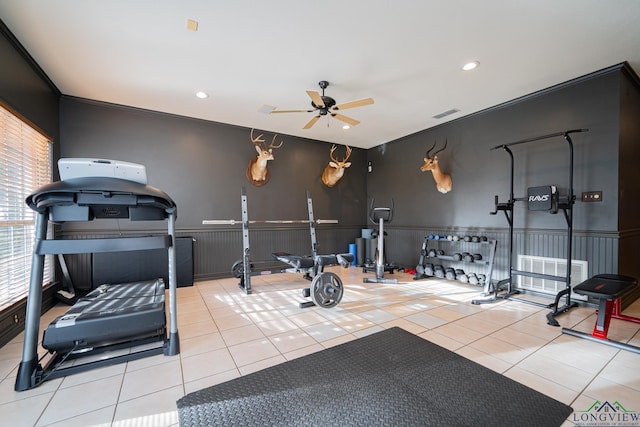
[[272, 252, 315, 269], [272, 252, 355, 269], [573, 274, 637, 300]]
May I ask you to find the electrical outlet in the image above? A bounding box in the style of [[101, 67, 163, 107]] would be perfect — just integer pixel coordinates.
[[581, 191, 603, 202]]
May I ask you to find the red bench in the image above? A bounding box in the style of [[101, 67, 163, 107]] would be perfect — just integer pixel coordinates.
[[562, 274, 640, 354]]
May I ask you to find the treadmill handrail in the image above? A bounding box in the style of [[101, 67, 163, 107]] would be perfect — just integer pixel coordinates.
[[35, 235, 172, 255], [26, 177, 176, 216]]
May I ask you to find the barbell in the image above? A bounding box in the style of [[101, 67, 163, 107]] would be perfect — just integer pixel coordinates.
[[203, 219, 338, 225]]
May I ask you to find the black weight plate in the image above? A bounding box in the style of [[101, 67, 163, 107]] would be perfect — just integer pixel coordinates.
[[310, 272, 344, 308], [231, 260, 244, 278]]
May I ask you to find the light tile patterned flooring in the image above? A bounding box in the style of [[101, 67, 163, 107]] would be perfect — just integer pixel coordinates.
[[1, 267, 640, 426]]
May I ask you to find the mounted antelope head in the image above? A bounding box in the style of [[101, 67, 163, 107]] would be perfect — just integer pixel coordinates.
[[322, 144, 352, 187], [246, 128, 283, 187], [421, 139, 452, 194]]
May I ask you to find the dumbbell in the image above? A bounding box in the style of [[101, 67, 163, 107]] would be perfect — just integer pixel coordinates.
[[480, 236, 488, 242], [467, 273, 479, 285], [453, 253, 462, 261], [434, 265, 445, 278], [463, 235, 472, 242], [477, 274, 486, 284], [473, 253, 483, 261], [445, 267, 456, 280], [452, 235, 460, 241], [424, 263, 434, 276], [446, 235, 453, 241], [463, 252, 474, 262], [416, 264, 425, 275], [455, 269, 467, 283], [431, 249, 446, 257]]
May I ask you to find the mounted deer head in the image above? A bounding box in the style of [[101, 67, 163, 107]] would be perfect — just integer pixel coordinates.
[[421, 139, 452, 194], [246, 128, 284, 187], [322, 144, 352, 187]]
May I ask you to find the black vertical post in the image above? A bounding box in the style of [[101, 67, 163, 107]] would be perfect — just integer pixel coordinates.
[[15, 211, 47, 391]]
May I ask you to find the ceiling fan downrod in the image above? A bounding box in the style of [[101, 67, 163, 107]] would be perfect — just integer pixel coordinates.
[[313, 80, 336, 114]]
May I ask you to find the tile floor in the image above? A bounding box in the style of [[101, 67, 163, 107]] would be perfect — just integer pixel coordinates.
[[1, 267, 640, 426]]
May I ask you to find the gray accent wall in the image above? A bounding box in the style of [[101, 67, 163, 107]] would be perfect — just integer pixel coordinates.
[[0, 21, 59, 146], [57, 97, 369, 282], [59, 97, 368, 230], [366, 68, 621, 232]]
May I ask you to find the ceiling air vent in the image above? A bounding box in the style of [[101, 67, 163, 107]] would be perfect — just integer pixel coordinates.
[[432, 108, 460, 119]]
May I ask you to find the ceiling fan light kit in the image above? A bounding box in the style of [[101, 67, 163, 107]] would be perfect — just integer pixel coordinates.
[[270, 80, 374, 129]]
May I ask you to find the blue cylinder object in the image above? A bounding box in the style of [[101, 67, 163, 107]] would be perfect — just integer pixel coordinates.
[[348, 243, 357, 266], [361, 229, 374, 239]]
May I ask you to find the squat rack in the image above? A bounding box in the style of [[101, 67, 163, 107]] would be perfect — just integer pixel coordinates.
[[203, 187, 339, 295], [472, 129, 588, 326]]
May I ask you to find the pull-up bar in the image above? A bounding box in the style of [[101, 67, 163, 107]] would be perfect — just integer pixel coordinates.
[[473, 128, 589, 327], [490, 128, 588, 150]]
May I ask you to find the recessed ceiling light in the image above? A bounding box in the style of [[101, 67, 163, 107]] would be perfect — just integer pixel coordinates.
[[462, 61, 480, 71], [195, 91, 208, 99], [342, 125, 350, 130]]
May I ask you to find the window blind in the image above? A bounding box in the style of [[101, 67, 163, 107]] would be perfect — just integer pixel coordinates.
[[0, 105, 53, 310]]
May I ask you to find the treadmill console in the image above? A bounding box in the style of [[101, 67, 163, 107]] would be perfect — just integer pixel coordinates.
[[59, 158, 147, 184]]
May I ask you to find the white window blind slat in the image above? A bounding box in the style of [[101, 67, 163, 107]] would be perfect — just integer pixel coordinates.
[[0, 105, 53, 311]]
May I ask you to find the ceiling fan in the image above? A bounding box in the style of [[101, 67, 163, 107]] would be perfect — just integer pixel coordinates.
[[271, 80, 374, 129]]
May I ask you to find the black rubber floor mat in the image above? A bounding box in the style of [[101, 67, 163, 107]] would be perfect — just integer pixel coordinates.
[[177, 327, 572, 426]]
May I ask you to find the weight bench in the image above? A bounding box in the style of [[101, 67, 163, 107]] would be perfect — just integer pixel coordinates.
[[272, 252, 352, 270], [562, 274, 640, 354], [272, 251, 316, 280], [272, 251, 354, 308]]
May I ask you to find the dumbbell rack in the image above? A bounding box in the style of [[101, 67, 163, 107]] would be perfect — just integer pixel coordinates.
[[414, 236, 497, 294]]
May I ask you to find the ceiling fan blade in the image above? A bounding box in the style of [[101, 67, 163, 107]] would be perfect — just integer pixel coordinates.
[[306, 90, 325, 108], [332, 113, 360, 126], [303, 115, 321, 129], [271, 109, 314, 113], [333, 97, 374, 110]]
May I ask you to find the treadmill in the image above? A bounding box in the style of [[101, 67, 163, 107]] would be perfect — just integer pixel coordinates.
[[15, 159, 180, 391]]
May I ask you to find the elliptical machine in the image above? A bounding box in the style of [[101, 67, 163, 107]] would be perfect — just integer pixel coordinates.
[[363, 199, 398, 284]]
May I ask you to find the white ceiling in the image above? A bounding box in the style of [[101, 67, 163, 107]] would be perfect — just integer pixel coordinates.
[[1, 1, 639, 149]]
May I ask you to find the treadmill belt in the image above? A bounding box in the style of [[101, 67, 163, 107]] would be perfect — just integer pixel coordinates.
[[43, 279, 166, 352]]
